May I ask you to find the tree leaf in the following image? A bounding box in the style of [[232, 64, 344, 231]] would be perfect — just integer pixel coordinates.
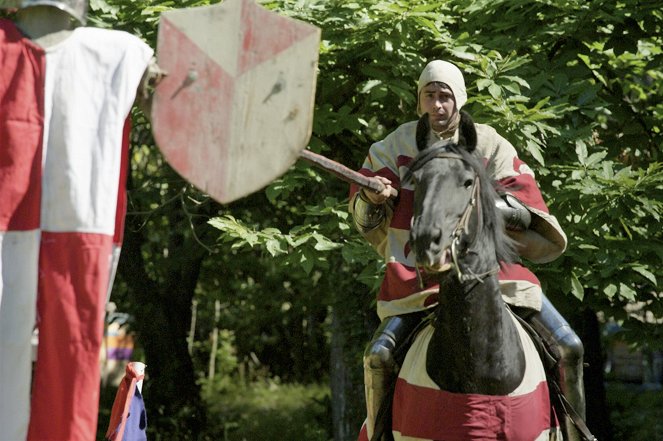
[[619, 283, 637, 301], [571, 273, 585, 301], [632, 266, 657, 286]]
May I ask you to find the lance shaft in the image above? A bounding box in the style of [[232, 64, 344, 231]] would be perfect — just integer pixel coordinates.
[[299, 149, 398, 198]]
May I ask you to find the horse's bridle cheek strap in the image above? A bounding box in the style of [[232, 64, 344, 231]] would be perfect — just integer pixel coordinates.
[[431, 153, 486, 282], [452, 175, 481, 246]]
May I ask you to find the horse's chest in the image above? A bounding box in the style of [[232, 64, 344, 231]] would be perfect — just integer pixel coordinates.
[[393, 325, 555, 441]]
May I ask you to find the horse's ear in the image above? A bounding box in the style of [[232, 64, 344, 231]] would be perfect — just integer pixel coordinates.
[[458, 110, 477, 153], [416, 113, 430, 151]]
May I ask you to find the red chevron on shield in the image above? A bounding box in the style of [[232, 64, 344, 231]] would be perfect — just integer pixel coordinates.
[[151, 0, 320, 203]]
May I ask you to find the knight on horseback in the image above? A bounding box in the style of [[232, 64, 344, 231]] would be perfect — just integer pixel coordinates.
[[350, 60, 588, 440]]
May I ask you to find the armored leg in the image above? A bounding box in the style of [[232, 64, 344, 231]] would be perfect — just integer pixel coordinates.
[[363, 312, 424, 440], [527, 295, 586, 441]]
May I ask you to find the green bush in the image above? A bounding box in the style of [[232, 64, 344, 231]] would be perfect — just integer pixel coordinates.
[[607, 382, 663, 441], [203, 381, 332, 441]]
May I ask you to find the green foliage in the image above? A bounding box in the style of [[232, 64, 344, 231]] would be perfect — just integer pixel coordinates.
[[548, 160, 662, 304], [606, 382, 663, 440], [211, 0, 663, 350], [197, 328, 240, 393], [203, 382, 332, 441], [209, 213, 343, 274]]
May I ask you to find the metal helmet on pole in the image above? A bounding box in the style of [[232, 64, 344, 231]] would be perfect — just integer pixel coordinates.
[[1, 0, 88, 24]]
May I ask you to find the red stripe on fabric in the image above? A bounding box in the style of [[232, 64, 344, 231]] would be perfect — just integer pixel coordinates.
[[379, 262, 538, 306], [28, 232, 113, 441], [357, 423, 368, 441], [390, 188, 413, 230], [378, 262, 438, 302], [106, 378, 136, 441], [0, 20, 45, 231], [499, 262, 541, 286], [349, 167, 402, 199], [113, 116, 130, 245], [423, 292, 439, 307], [349, 183, 360, 199], [379, 263, 418, 301], [349, 155, 413, 200], [105, 365, 144, 441], [392, 378, 551, 441], [396, 154, 413, 170], [362, 166, 401, 187], [499, 157, 549, 213]]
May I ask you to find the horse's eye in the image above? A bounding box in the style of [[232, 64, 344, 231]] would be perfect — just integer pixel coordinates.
[[464, 179, 473, 189]]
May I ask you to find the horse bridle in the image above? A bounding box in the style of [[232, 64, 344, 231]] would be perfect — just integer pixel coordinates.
[[417, 151, 499, 283]]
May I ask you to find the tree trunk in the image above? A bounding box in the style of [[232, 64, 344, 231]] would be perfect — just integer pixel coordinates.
[[330, 309, 353, 441], [118, 211, 208, 438], [330, 282, 375, 441], [548, 290, 612, 441], [572, 307, 613, 441], [208, 300, 221, 391]]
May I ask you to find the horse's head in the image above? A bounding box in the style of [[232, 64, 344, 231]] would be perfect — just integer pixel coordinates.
[[406, 111, 516, 278]]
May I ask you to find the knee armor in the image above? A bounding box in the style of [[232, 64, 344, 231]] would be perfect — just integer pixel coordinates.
[[364, 312, 425, 371], [529, 295, 584, 368]]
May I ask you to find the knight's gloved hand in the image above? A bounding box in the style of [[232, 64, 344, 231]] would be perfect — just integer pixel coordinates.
[[495, 194, 532, 231]]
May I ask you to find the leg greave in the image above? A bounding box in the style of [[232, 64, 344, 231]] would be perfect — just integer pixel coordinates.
[[363, 312, 425, 439], [527, 295, 586, 441]]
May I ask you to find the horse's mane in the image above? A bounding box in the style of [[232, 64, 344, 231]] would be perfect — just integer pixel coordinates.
[[406, 112, 518, 265], [452, 144, 518, 265]]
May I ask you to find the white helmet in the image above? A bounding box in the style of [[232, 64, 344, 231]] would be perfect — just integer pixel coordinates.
[[1, 0, 88, 24]]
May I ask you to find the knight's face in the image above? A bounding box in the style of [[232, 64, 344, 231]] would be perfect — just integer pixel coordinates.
[[419, 82, 457, 132]]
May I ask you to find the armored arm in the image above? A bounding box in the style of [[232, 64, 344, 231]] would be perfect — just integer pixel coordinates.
[[352, 190, 388, 233], [495, 194, 532, 231]]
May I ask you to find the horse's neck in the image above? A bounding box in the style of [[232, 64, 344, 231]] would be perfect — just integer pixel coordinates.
[[426, 273, 525, 395]]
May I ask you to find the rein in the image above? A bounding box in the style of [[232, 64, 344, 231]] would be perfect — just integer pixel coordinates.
[[416, 151, 500, 284]]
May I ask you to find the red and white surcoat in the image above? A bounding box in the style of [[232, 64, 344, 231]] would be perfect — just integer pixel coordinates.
[[0, 19, 152, 441], [350, 120, 568, 321]]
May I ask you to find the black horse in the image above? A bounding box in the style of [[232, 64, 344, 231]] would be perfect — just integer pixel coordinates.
[[389, 112, 559, 440]]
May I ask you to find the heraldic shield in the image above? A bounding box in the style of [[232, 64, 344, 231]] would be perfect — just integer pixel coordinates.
[[151, 0, 321, 204]]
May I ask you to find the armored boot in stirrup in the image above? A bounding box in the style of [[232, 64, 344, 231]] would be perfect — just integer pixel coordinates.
[[528, 295, 587, 441], [363, 312, 423, 439]]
